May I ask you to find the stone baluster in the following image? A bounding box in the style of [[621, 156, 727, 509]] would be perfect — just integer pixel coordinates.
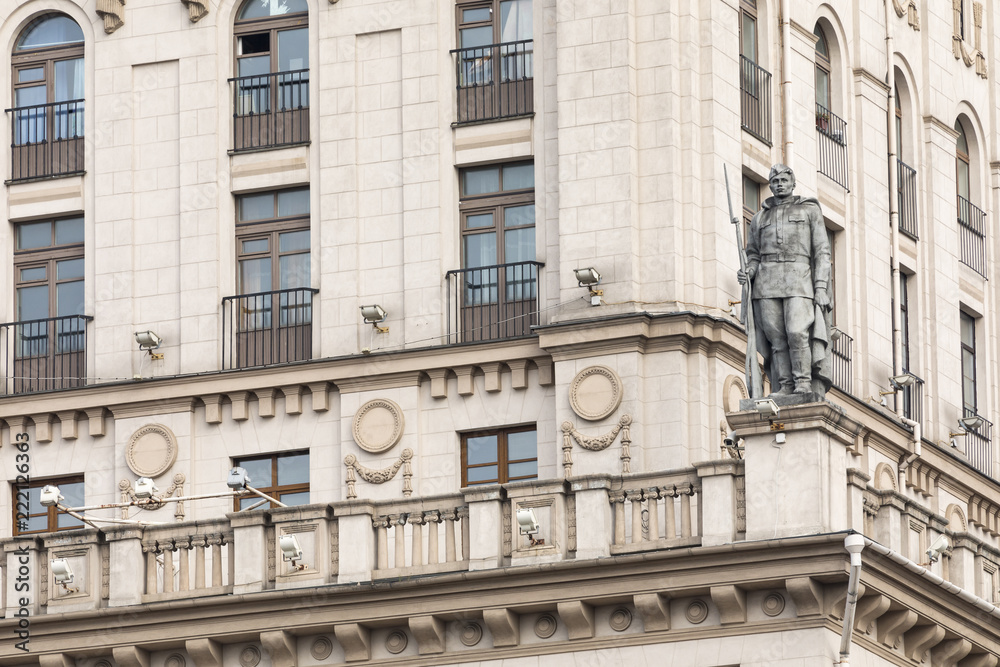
[[679, 484, 693, 538], [645, 488, 660, 541], [663, 487, 677, 539], [372, 517, 389, 570], [610, 491, 627, 545], [458, 507, 470, 561], [627, 490, 644, 544], [408, 514, 425, 567], [161, 542, 175, 593], [392, 515, 406, 569], [425, 511, 440, 565], [442, 510, 457, 562], [207, 535, 223, 587], [194, 536, 207, 589], [176, 537, 191, 592], [143, 544, 158, 594]]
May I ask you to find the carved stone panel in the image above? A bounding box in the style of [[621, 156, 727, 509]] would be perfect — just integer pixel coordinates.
[[353, 399, 405, 453], [125, 424, 179, 478], [569, 366, 623, 421]]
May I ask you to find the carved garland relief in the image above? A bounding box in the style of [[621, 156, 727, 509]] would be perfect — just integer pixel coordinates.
[[561, 415, 633, 476], [344, 449, 413, 499], [953, 0, 988, 78]]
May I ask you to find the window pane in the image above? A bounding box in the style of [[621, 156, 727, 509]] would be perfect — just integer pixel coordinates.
[[16, 15, 84, 51], [240, 33, 270, 56], [17, 285, 48, 321], [502, 163, 534, 190], [464, 233, 497, 269], [467, 465, 498, 484], [237, 0, 309, 20], [277, 453, 309, 485], [466, 212, 494, 229], [239, 193, 274, 221], [279, 253, 310, 289], [815, 69, 830, 109], [743, 176, 760, 211], [278, 28, 309, 71], [28, 486, 41, 514], [463, 167, 500, 196], [61, 482, 84, 507], [278, 189, 310, 217], [460, 25, 493, 49], [962, 314, 975, 347], [467, 435, 498, 465], [26, 514, 48, 532], [54, 58, 84, 102], [242, 238, 269, 254], [56, 280, 85, 316], [239, 458, 273, 488], [279, 230, 310, 252], [238, 54, 271, 80], [504, 227, 535, 263], [240, 496, 265, 510], [17, 222, 51, 250], [741, 13, 756, 61], [20, 266, 46, 282], [15, 85, 46, 110], [462, 7, 491, 22], [507, 430, 536, 460], [57, 258, 84, 280], [240, 257, 272, 293], [55, 218, 85, 245], [499, 0, 532, 42], [508, 460, 537, 479], [18, 67, 44, 83], [503, 204, 534, 228], [957, 161, 971, 201], [279, 491, 310, 506]]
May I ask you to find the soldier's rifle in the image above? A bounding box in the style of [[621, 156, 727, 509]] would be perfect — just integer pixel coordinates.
[[725, 165, 764, 399]]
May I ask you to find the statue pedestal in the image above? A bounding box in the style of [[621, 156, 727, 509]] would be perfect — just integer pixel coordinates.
[[739, 392, 823, 411], [727, 402, 860, 541]]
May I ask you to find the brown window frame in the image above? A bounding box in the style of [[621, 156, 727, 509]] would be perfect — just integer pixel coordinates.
[[961, 311, 977, 415], [814, 25, 832, 112], [739, 0, 758, 63], [459, 161, 535, 270], [234, 12, 308, 78], [12, 15, 84, 108], [14, 217, 84, 321], [13, 474, 84, 536], [236, 188, 310, 294], [461, 425, 537, 486], [956, 120, 972, 202], [456, 0, 532, 47], [233, 451, 309, 511]]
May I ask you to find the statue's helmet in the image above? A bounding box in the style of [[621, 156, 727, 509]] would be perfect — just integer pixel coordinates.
[[768, 164, 795, 182]]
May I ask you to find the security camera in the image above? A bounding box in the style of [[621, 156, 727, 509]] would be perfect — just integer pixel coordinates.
[[926, 534, 950, 563], [753, 398, 780, 417], [724, 431, 738, 448]]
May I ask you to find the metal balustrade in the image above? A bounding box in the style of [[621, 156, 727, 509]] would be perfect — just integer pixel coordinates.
[[963, 408, 993, 478], [816, 103, 848, 189], [830, 328, 853, 395], [6, 100, 85, 181], [222, 287, 318, 369], [958, 195, 987, 278], [0, 314, 92, 395], [899, 373, 924, 426], [739, 55, 771, 145], [450, 40, 533, 124], [229, 69, 309, 151], [446, 260, 543, 343], [897, 159, 918, 239]]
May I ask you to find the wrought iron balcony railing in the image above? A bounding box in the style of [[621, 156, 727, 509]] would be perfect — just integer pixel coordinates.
[[222, 287, 318, 369], [450, 40, 533, 125], [963, 408, 993, 478], [899, 372, 924, 426], [229, 69, 309, 151], [816, 103, 848, 189], [897, 159, 918, 240], [739, 55, 771, 145], [6, 99, 85, 182], [958, 195, 987, 278], [446, 260, 542, 343], [830, 328, 853, 395], [0, 314, 92, 395]]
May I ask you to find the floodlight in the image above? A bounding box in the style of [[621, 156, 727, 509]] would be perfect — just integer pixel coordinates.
[[574, 268, 602, 287], [40, 485, 63, 507], [926, 534, 950, 563], [227, 467, 250, 490], [889, 373, 917, 390], [360, 304, 389, 333], [134, 331, 162, 350], [959, 414, 985, 432], [279, 534, 306, 570], [51, 558, 79, 594], [134, 477, 159, 499], [515, 508, 539, 536], [753, 398, 780, 417]]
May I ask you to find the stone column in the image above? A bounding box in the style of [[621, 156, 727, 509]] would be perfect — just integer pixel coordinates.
[[228, 511, 270, 594], [332, 501, 376, 583]]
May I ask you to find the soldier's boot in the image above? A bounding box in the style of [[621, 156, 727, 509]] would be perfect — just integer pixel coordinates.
[[790, 346, 813, 394], [772, 351, 795, 395]]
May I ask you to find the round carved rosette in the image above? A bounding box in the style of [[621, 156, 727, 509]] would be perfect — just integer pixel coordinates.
[[609, 607, 632, 631], [385, 629, 408, 654], [569, 366, 623, 421], [761, 592, 785, 617], [685, 599, 709, 624], [126, 423, 179, 477], [352, 399, 405, 453], [534, 613, 558, 638], [459, 622, 483, 646], [310, 636, 334, 660], [239, 646, 261, 667], [165, 655, 187, 667]]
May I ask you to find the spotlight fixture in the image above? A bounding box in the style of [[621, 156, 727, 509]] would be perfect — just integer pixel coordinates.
[[515, 507, 544, 546], [360, 304, 389, 333], [135, 330, 164, 360], [574, 268, 603, 306], [40, 484, 63, 507], [279, 534, 306, 570], [227, 467, 250, 490], [752, 398, 780, 417], [925, 534, 950, 564], [959, 414, 985, 432], [134, 477, 159, 500], [889, 373, 917, 390], [51, 559, 79, 594]]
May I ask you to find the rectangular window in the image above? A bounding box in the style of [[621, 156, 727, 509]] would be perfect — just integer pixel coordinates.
[[961, 312, 977, 414], [13, 475, 84, 536], [233, 451, 309, 510], [462, 426, 537, 486], [739, 0, 757, 62], [899, 274, 910, 373], [741, 175, 760, 242]]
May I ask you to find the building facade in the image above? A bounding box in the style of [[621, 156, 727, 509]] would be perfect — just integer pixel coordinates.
[[0, 0, 996, 664]]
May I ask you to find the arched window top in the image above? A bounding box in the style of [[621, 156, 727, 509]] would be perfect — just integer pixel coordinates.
[[237, 0, 308, 21], [956, 120, 969, 156], [15, 14, 83, 52], [814, 26, 829, 59]]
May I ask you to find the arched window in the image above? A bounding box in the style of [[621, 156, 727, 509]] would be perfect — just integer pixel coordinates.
[[232, 0, 309, 150], [956, 119, 986, 276], [11, 13, 84, 180], [956, 120, 971, 202], [814, 26, 831, 112], [813, 23, 847, 188]]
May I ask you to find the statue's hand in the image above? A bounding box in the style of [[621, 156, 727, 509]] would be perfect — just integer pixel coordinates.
[[737, 268, 755, 285], [815, 287, 831, 310]]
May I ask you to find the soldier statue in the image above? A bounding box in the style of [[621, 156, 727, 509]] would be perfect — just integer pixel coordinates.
[[737, 164, 834, 399]]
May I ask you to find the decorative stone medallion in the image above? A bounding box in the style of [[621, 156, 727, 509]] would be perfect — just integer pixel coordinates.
[[352, 399, 405, 453], [239, 646, 261, 667], [569, 366, 623, 421], [165, 654, 187, 667], [125, 423, 178, 478], [310, 636, 334, 660], [761, 592, 785, 617], [459, 622, 483, 646], [609, 607, 632, 631], [685, 599, 709, 624], [534, 613, 558, 638], [385, 629, 408, 654]]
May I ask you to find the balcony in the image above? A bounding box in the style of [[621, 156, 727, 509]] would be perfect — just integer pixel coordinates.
[[446, 260, 542, 343], [897, 159, 918, 239], [0, 314, 92, 395], [229, 70, 309, 152], [816, 103, 848, 190], [450, 40, 533, 125], [222, 287, 318, 370], [958, 195, 987, 278], [6, 100, 85, 182], [963, 408, 993, 478], [830, 328, 853, 395], [739, 55, 771, 145]]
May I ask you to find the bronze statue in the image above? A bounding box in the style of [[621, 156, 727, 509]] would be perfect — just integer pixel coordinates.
[[737, 164, 834, 399]]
